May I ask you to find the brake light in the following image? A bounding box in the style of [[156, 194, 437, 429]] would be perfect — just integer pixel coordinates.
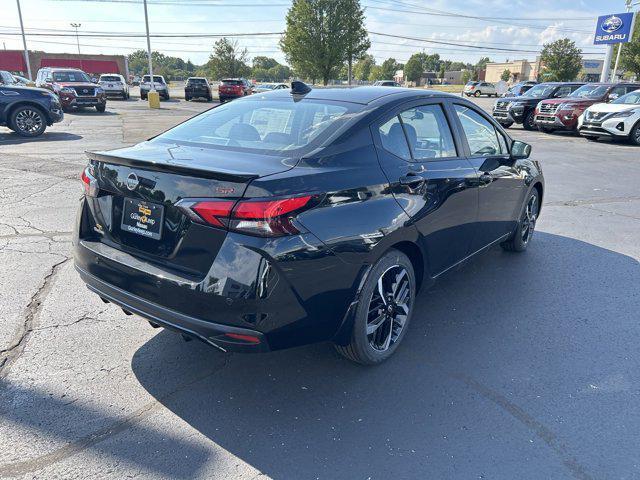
[[80, 167, 98, 197], [180, 194, 319, 237]]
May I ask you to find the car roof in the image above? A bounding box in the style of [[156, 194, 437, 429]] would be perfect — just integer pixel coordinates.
[[265, 86, 457, 105]]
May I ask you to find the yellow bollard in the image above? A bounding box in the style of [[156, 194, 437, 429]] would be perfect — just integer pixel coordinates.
[[147, 91, 160, 109]]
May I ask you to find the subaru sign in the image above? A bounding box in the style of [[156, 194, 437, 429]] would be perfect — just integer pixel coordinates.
[[594, 12, 635, 45]]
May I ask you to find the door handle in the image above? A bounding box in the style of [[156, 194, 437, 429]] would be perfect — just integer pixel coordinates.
[[399, 174, 426, 187], [479, 173, 493, 185]]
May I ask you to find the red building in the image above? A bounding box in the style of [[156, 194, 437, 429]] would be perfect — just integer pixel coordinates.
[[0, 50, 128, 79]]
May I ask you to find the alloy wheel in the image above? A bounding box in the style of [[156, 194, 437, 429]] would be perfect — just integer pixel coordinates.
[[15, 108, 43, 135], [521, 193, 539, 244], [366, 265, 412, 352]]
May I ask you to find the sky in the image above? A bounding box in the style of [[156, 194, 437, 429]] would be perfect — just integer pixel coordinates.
[[0, 0, 628, 68]]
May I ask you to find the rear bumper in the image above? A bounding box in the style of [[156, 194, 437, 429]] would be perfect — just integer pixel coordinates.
[[76, 264, 269, 352]]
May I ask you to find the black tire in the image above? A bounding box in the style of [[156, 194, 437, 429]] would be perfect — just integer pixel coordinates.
[[523, 110, 536, 131], [96, 104, 106, 113], [629, 121, 640, 146], [538, 126, 554, 134], [10, 105, 47, 137], [584, 135, 599, 142], [474, 90, 481, 97], [501, 188, 540, 253], [500, 122, 513, 129], [206, 94, 212, 102], [335, 249, 416, 365], [185, 95, 191, 101], [141, 93, 147, 100]]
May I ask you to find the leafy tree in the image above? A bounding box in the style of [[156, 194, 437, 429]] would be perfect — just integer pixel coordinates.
[[439, 65, 446, 79], [404, 56, 423, 83], [368, 64, 383, 82], [342, 0, 370, 84], [475, 57, 491, 70], [252, 56, 279, 70], [540, 38, 582, 81], [353, 54, 375, 81], [461, 70, 472, 84], [404, 52, 441, 83], [501, 69, 511, 81], [620, 18, 640, 78], [206, 38, 250, 79], [380, 57, 401, 80], [280, 0, 369, 85]]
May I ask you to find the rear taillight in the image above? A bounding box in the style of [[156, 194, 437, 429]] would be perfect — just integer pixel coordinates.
[[80, 166, 98, 197], [178, 194, 320, 237]]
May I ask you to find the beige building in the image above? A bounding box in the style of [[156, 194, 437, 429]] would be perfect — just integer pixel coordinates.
[[485, 59, 540, 83]]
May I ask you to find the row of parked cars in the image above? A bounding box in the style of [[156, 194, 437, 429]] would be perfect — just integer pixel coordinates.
[[492, 81, 640, 145]]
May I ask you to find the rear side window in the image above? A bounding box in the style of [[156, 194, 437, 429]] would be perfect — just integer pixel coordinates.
[[399, 105, 456, 159], [154, 99, 354, 154], [379, 116, 411, 160], [454, 104, 505, 156]]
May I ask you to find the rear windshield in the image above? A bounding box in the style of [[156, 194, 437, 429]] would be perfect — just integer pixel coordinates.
[[143, 75, 164, 83], [100, 75, 121, 82], [52, 71, 91, 82], [221, 79, 243, 85], [613, 91, 640, 104], [188, 78, 207, 85], [569, 84, 609, 98], [153, 99, 358, 154]]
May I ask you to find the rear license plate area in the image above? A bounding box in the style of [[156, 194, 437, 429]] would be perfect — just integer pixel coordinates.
[[121, 198, 164, 240]]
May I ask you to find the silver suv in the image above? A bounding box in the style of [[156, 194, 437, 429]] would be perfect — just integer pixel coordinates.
[[464, 81, 498, 97], [99, 74, 129, 99], [140, 75, 169, 100]]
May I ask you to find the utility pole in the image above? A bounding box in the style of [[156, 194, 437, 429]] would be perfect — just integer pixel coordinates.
[[612, 0, 639, 81], [142, 0, 158, 107], [16, 0, 32, 80], [70, 23, 81, 55]]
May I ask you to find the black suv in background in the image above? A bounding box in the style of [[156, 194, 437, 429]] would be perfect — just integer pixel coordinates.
[[502, 81, 537, 97], [493, 82, 584, 130], [0, 81, 63, 137], [184, 77, 212, 102]]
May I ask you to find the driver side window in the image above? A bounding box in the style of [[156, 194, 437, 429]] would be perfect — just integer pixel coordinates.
[[454, 104, 505, 157]]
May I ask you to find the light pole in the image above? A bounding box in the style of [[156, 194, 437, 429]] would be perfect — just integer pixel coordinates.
[[70, 23, 81, 55], [142, 0, 158, 108], [16, 0, 32, 80], [611, 0, 639, 81]]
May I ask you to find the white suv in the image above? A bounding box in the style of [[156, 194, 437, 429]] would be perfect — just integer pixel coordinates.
[[578, 89, 640, 145], [140, 75, 169, 100], [464, 81, 497, 97], [99, 74, 129, 99]]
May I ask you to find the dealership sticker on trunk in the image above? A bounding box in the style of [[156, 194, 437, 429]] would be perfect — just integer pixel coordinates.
[[121, 198, 164, 240]]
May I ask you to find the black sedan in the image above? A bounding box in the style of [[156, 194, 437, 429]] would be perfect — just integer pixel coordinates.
[[74, 83, 543, 365], [0, 83, 63, 137]]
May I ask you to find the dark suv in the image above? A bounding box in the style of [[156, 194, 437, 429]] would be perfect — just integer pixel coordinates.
[[217, 78, 253, 102], [36, 67, 107, 112], [184, 77, 212, 102], [0, 79, 63, 137], [493, 82, 584, 130], [502, 81, 537, 97], [534, 82, 640, 133]]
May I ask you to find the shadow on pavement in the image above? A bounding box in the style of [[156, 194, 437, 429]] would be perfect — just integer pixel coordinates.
[[129, 232, 638, 479], [0, 132, 83, 145]]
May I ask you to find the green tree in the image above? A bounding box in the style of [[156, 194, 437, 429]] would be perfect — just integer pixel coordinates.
[[252, 56, 279, 70], [461, 70, 472, 84], [475, 57, 491, 70], [501, 69, 511, 81], [619, 18, 640, 78], [368, 64, 382, 82], [206, 38, 249, 79], [540, 38, 582, 81], [342, 0, 370, 84], [280, 0, 369, 85], [353, 54, 375, 81], [404, 56, 423, 83], [379, 57, 401, 80], [404, 52, 441, 83]]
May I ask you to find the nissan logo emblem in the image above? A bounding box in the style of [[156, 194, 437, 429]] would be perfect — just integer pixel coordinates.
[[82, 89, 89, 94], [126, 173, 139, 190]]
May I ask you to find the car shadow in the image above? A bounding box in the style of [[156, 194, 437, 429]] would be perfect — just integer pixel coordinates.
[[0, 131, 83, 144], [126, 232, 639, 479]]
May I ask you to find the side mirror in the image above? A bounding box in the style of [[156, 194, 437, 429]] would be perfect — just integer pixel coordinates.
[[511, 140, 531, 160]]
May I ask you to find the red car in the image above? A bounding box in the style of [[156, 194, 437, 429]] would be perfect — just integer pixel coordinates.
[[36, 67, 107, 113], [534, 82, 640, 133], [217, 78, 253, 102]]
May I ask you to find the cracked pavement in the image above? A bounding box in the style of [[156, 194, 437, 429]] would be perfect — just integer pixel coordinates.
[[0, 97, 638, 480]]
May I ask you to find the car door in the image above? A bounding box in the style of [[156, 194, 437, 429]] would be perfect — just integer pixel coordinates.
[[450, 102, 526, 251], [373, 99, 479, 276]]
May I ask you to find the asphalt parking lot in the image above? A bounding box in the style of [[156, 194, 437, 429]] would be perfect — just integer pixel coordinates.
[[0, 95, 639, 480]]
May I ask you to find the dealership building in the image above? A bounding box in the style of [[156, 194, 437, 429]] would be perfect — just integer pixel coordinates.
[[0, 50, 129, 79], [484, 58, 607, 83]]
